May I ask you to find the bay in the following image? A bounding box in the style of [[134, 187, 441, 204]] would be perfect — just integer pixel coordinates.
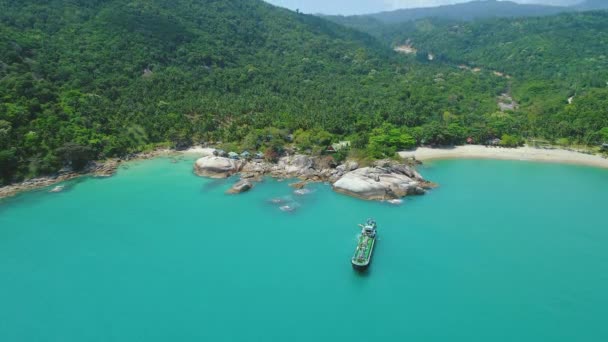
[[1, 157, 607, 341]]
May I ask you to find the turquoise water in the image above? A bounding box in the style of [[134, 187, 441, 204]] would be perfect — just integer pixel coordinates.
[[1, 157, 608, 341]]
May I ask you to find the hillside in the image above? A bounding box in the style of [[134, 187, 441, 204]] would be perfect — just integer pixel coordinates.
[[326, 0, 608, 36], [370, 1, 568, 23], [0, 0, 505, 184], [380, 11, 608, 141]]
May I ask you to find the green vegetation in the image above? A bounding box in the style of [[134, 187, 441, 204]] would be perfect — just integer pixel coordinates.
[[331, 11, 608, 147], [1, 0, 607, 185]]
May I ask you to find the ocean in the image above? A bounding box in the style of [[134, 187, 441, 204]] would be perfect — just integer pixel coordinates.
[[1, 156, 607, 341]]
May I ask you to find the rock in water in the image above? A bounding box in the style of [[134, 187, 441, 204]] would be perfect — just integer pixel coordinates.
[[289, 181, 307, 189], [194, 156, 244, 178], [332, 164, 428, 201], [226, 179, 253, 194]]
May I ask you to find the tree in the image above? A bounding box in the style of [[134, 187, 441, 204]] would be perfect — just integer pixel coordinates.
[[55, 143, 95, 171], [0, 149, 18, 184], [500, 134, 524, 147], [599, 127, 608, 143]]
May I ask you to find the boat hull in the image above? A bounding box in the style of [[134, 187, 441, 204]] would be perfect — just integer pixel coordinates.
[[351, 236, 375, 271], [351, 261, 370, 271]]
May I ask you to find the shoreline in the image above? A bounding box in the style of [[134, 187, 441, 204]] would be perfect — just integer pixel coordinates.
[[0, 149, 179, 200], [3, 144, 607, 200], [399, 145, 608, 169]]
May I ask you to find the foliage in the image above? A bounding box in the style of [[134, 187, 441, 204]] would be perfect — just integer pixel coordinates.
[[500, 134, 524, 147], [55, 143, 95, 171], [1, 1, 607, 184], [367, 123, 416, 158]]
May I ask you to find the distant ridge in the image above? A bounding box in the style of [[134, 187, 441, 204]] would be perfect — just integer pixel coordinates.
[[575, 0, 608, 10], [326, 0, 608, 27], [368, 1, 568, 23]]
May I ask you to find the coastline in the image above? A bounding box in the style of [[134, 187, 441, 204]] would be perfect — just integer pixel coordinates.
[[3, 144, 607, 200], [399, 145, 608, 169], [0, 149, 178, 200]]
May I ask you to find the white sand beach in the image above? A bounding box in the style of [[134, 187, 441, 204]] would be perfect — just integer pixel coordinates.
[[181, 146, 217, 156], [399, 145, 608, 169]]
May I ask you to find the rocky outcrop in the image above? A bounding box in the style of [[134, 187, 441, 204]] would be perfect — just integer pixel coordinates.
[[240, 160, 274, 180], [332, 162, 428, 201], [193, 154, 433, 201], [275, 155, 315, 178], [194, 156, 244, 178], [226, 179, 253, 194]]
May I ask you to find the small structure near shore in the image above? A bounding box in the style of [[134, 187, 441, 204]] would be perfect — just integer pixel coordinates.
[[326, 141, 351, 153], [487, 138, 501, 146]]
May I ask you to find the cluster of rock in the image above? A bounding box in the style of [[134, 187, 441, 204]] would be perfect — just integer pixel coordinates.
[[194, 153, 434, 201], [194, 156, 245, 179], [332, 162, 429, 200], [0, 159, 121, 199]]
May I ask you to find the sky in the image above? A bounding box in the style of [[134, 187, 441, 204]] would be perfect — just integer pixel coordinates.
[[264, 0, 583, 15]]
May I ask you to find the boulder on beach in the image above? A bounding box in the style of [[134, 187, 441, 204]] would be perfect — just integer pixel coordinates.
[[332, 164, 428, 201], [194, 156, 244, 178], [241, 161, 273, 179], [277, 155, 314, 177], [226, 179, 253, 194]]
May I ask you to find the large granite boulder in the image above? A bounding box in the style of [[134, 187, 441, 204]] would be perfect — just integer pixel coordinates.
[[241, 161, 273, 179], [332, 164, 427, 200], [194, 156, 244, 178], [276, 155, 314, 177]]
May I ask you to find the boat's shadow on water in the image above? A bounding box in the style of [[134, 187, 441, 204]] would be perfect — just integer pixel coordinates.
[[352, 267, 372, 278]]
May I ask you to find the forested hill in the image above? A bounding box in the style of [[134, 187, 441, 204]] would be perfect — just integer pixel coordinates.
[[369, 1, 567, 23], [378, 11, 608, 146], [325, 0, 608, 36], [0, 0, 505, 184], [1, 0, 607, 186], [330, 8, 608, 137]]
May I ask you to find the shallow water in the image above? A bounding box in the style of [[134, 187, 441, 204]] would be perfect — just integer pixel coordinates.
[[1, 157, 607, 341]]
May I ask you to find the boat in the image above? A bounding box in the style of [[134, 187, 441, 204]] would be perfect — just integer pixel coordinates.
[[351, 218, 377, 271]]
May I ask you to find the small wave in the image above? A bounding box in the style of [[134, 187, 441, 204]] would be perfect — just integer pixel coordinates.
[[269, 198, 286, 204], [294, 188, 313, 196], [386, 199, 403, 205], [49, 185, 66, 193]]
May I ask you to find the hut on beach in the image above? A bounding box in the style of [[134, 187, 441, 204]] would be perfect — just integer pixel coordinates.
[[488, 138, 501, 146], [214, 149, 227, 157], [326, 141, 351, 153]]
